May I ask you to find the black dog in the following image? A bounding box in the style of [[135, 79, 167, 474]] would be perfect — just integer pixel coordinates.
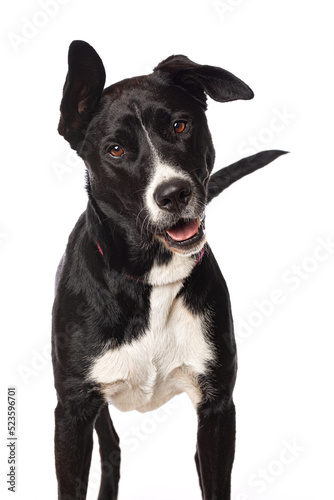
[[52, 40, 286, 500]]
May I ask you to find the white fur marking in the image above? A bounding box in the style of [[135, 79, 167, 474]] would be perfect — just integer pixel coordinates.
[[138, 119, 194, 224], [89, 263, 214, 412], [147, 252, 195, 286], [145, 159, 192, 223]]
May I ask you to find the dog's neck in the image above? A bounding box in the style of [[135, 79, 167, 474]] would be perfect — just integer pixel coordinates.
[[141, 247, 205, 286], [86, 199, 204, 285]]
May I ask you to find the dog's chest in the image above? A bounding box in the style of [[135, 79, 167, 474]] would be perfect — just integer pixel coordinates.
[[89, 273, 214, 413]]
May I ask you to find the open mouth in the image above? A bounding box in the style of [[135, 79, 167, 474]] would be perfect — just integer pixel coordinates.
[[157, 216, 206, 253]]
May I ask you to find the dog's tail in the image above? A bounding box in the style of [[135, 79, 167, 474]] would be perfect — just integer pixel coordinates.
[[207, 150, 288, 203]]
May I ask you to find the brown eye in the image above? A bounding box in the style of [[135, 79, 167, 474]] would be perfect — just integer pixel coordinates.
[[109, 145, 124, 157], [173, 121, 186, 134]]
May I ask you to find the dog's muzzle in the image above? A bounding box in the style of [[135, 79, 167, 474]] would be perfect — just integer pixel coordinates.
[[154, 178, 192, 212], [152, 179, 206, 254]]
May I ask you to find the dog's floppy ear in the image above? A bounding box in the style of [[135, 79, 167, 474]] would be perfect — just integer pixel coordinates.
[[207, 150, 288, 202], [154, 55, 254, 105], [58, 40, 106, 150]]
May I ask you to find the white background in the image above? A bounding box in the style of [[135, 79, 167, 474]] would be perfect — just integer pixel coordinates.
[[1, 1, 334, 499]]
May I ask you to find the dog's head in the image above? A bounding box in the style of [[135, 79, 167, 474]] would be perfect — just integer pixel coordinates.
[[58, 41, 253, 257]]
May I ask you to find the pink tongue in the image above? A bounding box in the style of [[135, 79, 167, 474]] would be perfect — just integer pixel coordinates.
[[167, 219, 199, 242]]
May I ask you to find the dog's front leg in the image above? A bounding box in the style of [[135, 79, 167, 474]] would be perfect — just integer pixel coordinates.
[[95, 405, 120, 500], [54, 396, 103, 500], [195, 398, 236, 500]]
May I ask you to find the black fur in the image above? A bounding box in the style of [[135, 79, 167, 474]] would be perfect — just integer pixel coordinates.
[[208, 149, 288, 202], [52, 40, 287, 500]]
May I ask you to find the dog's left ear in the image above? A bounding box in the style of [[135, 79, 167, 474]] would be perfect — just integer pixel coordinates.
[[154, 55, 254, 105], [58, 40, 106, 150]]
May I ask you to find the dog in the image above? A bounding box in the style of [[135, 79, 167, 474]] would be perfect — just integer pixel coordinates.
[[52, 40, 286, 500]]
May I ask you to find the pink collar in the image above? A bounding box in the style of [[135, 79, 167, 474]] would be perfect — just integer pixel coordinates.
[[96, 241, 104, 256]]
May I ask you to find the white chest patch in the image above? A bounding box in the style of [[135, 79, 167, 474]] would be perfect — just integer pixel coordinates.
[[89, 258, 214, 412]]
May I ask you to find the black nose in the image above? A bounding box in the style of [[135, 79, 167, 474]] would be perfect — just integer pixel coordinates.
[[154, 179, 192, 212]]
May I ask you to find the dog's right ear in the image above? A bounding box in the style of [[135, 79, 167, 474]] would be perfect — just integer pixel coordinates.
[[154, 55, 254, 106], [58, 41, 106, 150]]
